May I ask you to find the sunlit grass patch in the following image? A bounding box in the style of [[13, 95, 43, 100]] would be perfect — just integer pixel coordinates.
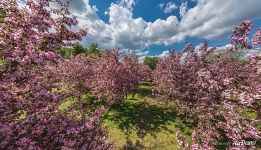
[[102, 98, 182, 149], [102, 84, 195, 149], [59, 98, 77, 111]]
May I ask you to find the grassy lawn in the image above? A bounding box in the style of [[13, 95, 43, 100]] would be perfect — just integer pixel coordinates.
[[58, 83, 259, 149], [102, 83, 195, 150]]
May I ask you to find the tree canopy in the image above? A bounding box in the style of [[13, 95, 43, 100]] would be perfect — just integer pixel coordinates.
[[143, 56, 159, 70]]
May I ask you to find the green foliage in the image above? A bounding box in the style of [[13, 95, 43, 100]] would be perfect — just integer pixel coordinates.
[[0, 57, 5, 65], [241, 108, 257, 120], [143, 56, 158, 70], [59, 43, 102, 59], [0, 8, 6, 22], [60, 43, 87, 59], [73, 42, 86, 56], [59, 98, 77, 112], [87, 43, 102, 58], [60, 47, 74, 59], [205, 49, 246, 63]]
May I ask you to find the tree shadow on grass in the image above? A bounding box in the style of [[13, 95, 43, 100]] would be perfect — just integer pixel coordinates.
[[102, 83, 197, 148], [136, 86, 152, 98], [140, 81, 151, 87], [121, 138, 145, 150], [103, 98, 196, 140]]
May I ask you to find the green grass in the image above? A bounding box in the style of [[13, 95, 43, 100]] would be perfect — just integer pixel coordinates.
[[59, 98, 77, 111], [59, 94, 103, 116], [0, 58, 5, 65], [57, 83, 196, 149], [241, 108, 258, 119], [58, 82, 259, 149], [102, 84, 195, 150]]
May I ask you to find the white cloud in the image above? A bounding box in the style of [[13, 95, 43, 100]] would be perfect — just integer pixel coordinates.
[[65, 0, 99, 21], [145, 16, 180, 45], [118, 0, 136, 10], [107, 4, 147, 49], [17, 0, 261, 57], [147, 50, 170, 60], [68, 0, 261, 55], [179, 1, 188, 18], [76, 4, 147, 50], [158, 50, 170, 58], [136, 50, 149, 57], [72, 1, 182, 51], [214, 44, 233, 52], [179, 0, 261, 39], [17, 0, 26, 8], [165, 2, 178, 14], [160, 2, 178, 14], [135, 50, 150, 62], [244, 49, 261, 58]]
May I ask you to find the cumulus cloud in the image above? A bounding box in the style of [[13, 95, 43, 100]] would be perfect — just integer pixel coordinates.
[[136, 50, 149, 59], [179, 0, 261, 39], [54, 0, 99, 21], [17, 0, 261, 56], [158, 50, 170, 58], [70, 1, 182, 51], [147, 50, 170, 61], [75, 4, 146, 51], [145, 16, 180, 45], [75, 0, 261, 52], [135, 50, 150, 62]]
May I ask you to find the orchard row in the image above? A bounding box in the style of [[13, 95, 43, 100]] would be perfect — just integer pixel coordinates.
[[0, 0, 260, 150]]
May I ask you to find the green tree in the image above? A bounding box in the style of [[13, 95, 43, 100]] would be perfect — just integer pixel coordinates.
[[60, 47, 74, 59], [143, 56, 158, 70], [87, 43, 101, 58], [60, 43, 87, 59], [59, 43, 102, 59], [73, 42, 86, 55]]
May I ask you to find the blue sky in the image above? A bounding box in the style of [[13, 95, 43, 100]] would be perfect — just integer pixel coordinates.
[[18, 0, 261, 58]]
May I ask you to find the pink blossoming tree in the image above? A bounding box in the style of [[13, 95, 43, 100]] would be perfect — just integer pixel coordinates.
[[153, 29, 261, 149], [0, 0, 112, 149], [231, 20, 253, 50]]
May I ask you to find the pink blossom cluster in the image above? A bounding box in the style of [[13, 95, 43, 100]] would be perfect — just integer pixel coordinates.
[[230, 20, 253, 50], [252, 28, 261, 45]]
